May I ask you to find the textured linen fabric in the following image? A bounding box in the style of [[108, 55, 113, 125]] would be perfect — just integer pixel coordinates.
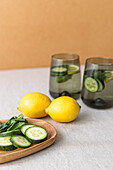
[[0, 66, 113, 170]]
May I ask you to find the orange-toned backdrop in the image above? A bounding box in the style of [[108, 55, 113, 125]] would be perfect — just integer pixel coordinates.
[[0, 0, 113, 70]]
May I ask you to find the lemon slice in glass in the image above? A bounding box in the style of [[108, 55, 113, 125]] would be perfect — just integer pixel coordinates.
[[104, 71, 113, 83], [68, 65, 80, 75], [105, 77, 113, 83]]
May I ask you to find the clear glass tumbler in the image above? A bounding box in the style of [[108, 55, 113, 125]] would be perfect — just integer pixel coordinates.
[[49, 53, 81, 99], [81, 57, 113, 109]]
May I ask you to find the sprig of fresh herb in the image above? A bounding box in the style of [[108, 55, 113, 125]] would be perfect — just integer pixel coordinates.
[[0, 114, 28, 133]]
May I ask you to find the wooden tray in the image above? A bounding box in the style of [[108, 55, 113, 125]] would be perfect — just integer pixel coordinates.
[[0, 118, 57, 164]]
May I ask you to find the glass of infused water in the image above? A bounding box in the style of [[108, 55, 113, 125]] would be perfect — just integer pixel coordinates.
[[81, 57, 113, 109], [49, 53, 81, 99]]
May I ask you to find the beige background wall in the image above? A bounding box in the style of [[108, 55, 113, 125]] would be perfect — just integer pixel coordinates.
[[0, 0, 113, 70]]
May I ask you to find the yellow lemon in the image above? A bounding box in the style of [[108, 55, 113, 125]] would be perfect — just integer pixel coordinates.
[[68, 64, 80, 75], [45, 96, 80, 122], [18, 92, 51, 118]]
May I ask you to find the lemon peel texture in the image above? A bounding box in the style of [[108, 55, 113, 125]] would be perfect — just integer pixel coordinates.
[[18, 92, 51, 118], [45, 96, 80, 122]]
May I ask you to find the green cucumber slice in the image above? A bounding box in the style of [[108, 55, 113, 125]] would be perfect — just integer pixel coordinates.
[[25, 126, 47, 144], [21, 124, 35, 135], [93, 70, 104, 79], [96, 79, 104, 92], [10, 135, 31, 148], [1, 130, 21, 137], [51, 66, 67, 76], [56, 75, 72, 83], [84, 77, 98, 92], [104, 71, 113, 77], [0, 136, 16, 151]]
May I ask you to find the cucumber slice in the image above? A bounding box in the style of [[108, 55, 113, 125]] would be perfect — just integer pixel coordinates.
[[93, 70, 104, 79], [25, 126, 47, 144], [104, 71, 113, 77], [68, 65, 80, 75], [84, 77, 98, 92], [21, 124, 35, 135], [0, 136, 16, 151], [56, 75, 72, 83], [96, 79, 104, 92], [10, 135, 31, 148], [1, 130, 21, 137], [51, 66, 67, 76]]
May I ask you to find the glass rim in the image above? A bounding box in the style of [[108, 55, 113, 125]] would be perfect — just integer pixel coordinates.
[[86, 57, 113, 66], [51, 53, 79, 61]]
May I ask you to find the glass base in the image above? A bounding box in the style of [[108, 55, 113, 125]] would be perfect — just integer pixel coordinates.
[[81, 96, 113, 109], [50, 91, 80, 100]]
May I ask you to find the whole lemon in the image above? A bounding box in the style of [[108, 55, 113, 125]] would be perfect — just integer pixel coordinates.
[[18, 92, 51, 118], [45, 96, 80, 122]]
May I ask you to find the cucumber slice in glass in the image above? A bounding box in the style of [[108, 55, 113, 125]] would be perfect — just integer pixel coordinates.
[[104, 71, 113, 77], [93, 70, 104, 79], [56, 75, 72, 83], [0, 136, 16, 151], [10, 135, 31, 148], [51, 66, 67, 76], [1, 130, 21, 137], [84, 77, 98, 92], [25, 126, 47, 144], [96, 79, 105, 92], [21, 124, 35, 135]]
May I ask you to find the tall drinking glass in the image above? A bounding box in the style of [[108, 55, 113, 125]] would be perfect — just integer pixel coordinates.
[[81, 57, 113, 109], [49, 53, 81, 99]]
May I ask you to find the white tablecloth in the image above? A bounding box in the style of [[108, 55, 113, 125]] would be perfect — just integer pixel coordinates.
[[0, 66, 113, 170]]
